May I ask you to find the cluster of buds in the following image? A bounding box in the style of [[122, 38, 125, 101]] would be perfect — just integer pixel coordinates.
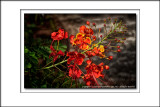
[[48, 17, 128, 87]]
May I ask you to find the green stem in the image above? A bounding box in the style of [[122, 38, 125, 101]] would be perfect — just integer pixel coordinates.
[[42, 59, 67, 69]]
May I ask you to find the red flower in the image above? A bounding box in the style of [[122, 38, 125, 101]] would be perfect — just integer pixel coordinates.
[[85, 62, 104, 78], [79, 25, 94, 37], [117, 49, 121, 52], [74, 33, 84, 45], [51, 28, 68, 41], [117, 46, 120, 48], [85, 28, 94, 37], [86, 21, 90, 25], [86, 60, 92, 65], [108, 56, 113, 60], [64, 32, 68, 39], [104, 46, 108, 49], [49, 43, 56, 59], [104, 65, 109, 70], [57, 50, 64, 56], [83, 37, 91, 44], [92, 36, 96, 41], [68, 64, 82, 79], [79, 25, 86, 34], [93, 47, 99, 54], [85, 51, 96, 57], [49, 42, 65, 62], [67, 51, 85, 65], [83, 74, 95, 86], [92, 23, 96, 26], [69, 35, 75, 45], [53, 50, 65, 62], [73, 33, 91, 50], [51, 32, 57, 39]]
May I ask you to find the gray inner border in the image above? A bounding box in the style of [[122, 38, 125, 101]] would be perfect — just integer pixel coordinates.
[[20, 9, 140, 93], [0, 1, 160, 107], [0, 1, 1, 107]]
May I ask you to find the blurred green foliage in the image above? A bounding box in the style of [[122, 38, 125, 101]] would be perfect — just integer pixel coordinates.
[[24, 14, 83, 88]]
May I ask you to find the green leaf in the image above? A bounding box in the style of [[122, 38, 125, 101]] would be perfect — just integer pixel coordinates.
[[59, 44, 67, 49], [27, 63, 32, 68], [53, 41, 67, 52], [27, 24, 36, 28], [59, 48, 66, 52], [59, 43, 67, 52], [29, 52, 38, 61], [24, 48, 29, 53], [41, 84, 47, 88], [29, 52, 35, 56]]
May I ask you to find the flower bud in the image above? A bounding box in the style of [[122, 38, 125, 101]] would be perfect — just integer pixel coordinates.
[[104, 65, 109, 70], [93, 36, 96, 41], [117, 49, 121, 52], [117, 46, 120, 48], [108, 56, 113, 60], [104, 46, 108, 49], [92, 23, 96, 26], [86, 21, 90, 25]]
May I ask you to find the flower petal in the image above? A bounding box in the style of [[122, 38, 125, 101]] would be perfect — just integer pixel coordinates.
[[64, 32, 68, 39], [79, 25, 86, 34], [84, 37, 91, 44], [57, 50, 64, 56], [86, 60, 92, 65]]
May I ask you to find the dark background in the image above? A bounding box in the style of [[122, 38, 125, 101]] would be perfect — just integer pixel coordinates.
[[24, 14, 136, 88]]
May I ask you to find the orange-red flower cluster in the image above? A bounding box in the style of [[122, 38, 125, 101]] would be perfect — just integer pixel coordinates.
[[85, 61, 104, 78], [48, 18, 128, 87], [69, 25, 97, 50], [68, 64, 82, 79], [83, 60, 110, 86], [74, 33, 91, 50], [67, 51, 85, 79], [67, 51, 85, 65], [85, 45, 105, 58], [49, 44, 64, 62], [51, 28, 68, 41], [83, 74, 96, 86], [79, 25, 94, 37]]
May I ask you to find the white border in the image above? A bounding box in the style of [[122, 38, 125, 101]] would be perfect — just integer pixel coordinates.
[[1, 1, 159, 106], [21, 9, 140, 93]]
